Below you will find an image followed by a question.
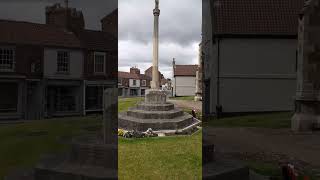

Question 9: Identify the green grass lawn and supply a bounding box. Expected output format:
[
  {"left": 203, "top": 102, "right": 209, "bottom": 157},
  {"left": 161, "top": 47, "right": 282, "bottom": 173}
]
[
  {"left": 1, "top": 97, "right": 297, "bottom": 179},
  {"left": 0, "top": 97, "right": 201, "bottom": 180},
  {"left": 205, "top": 112, "right": 292, "bottom": 129},
  {"left": 119, "top": 131, "right": 202, "bottom": 179},
  {"left": 169, "top": 96, "right": 195, "bottom": 101},
  {"left": 0, "top": 116, "right": 101, "bottom": 179},
  {"left": 118, "top": 97, "right": 202, "bottom": 179}
]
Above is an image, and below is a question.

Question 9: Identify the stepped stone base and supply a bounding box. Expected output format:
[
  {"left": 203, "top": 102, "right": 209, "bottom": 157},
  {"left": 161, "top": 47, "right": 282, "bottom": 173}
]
[
  {"left": 203, "top": 159, "right": 249, "bottom": 180},
  {"left": 127, "top": 108, "right": 184, "bottom": 119},
  {"left": 6, "top": 136, "right": 117, "bottom": 180},
  {"left": 119, "top": 90, "right": 201, "bottom": 133},
  {"left": 35, "top": 162, "right": 117, "bottom": 180},
  {"left": 203, "top": 142, "right": 249, "bottom": 180},
  {"left": 136, "top": 103, "right": 174, "bottom": 111},
  {"left": 35, "top": 136, "right": 117, "bottom": 180},
  {"left": 119, "top": 111, "right": 196, "bottom": 131}
]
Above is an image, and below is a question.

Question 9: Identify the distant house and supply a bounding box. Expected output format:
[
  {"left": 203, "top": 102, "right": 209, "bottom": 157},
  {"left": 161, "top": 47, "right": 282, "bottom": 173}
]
[
  {"left": 0, "top": 3, "right": 117, "bottom": 120},
  {"left": 172, "top": 59, "right": 197, "bottom": 97},
  {"left": 144, "top": 66, "right": 165, "bottom": 88},
  {"left": 202, "top": 0, "right": 304, "bottom": 117},
  {"left": 118, "top": 67, "right": 151, "bottom": 97}
]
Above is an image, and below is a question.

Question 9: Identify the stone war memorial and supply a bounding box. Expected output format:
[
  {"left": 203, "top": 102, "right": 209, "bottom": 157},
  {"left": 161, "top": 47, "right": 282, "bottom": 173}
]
[
  {"left": 292, "top": 0, "right": 320, "bottom": 131},
  {"left": 5, "top": 88, "right": 118, "bottom": 180},
  {"left": 118, "top": 0, "right": 201, "bottom": 135},
  {"left": 195, "top": 43, "right": 203, "bottom": 101}
]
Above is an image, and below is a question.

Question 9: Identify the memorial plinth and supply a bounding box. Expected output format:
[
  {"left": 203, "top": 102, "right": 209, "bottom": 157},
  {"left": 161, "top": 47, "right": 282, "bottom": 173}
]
[
  {"left": 202, "top": 140, "right": 250, "bottom": 180},
  {"left": 34, "top": 88, "right": 118, "bottom": 180},
  {"left": 145, "top": 89, "right": 167, "bottom": 104},
  {"left": 118, "top": 0, "right": 200, "bottom": 135},
  {"left": 119, "top": 89, "right": 200, "bottom": 133},
  {"left": 6, "top": 88, "right": 118, "bottom": 180}
]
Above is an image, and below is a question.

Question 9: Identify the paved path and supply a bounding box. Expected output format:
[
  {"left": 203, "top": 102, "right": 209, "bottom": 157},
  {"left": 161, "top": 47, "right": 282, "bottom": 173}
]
[
  {"left": 204, "top": 127, "right": 320, "bottom": 171},
  {"left": 168, "top": 99, "right": 202, "bottom": 111}
]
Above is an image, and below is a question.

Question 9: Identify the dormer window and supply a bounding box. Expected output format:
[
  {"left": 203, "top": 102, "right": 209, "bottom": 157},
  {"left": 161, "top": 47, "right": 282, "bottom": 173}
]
[
  {"left": 57, "top": 51, "right": 69, "bottom": 73},
  {"left": 94, "top": 52, "right": 106, "bottom": 74},
  {"left": 0, "top": 47, "right": 15, "bottom": 72}
]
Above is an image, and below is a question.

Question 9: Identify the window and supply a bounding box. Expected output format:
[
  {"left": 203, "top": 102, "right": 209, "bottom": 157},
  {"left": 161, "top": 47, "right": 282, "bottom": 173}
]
[
  {"left": 130, "top": 89, "right": 138, "bottom": 96},
  {"left": 0, "top": 47, "right": 15, "bottom": 72},
  {"left": 118, "top": 88, "right": 123, "bottom": 96},
  {"left": 133, "top": 79, "right": 136, "bottom": 85},
  {"left": 141, "top": 80, "right": 146, "bottom": 86},
  {"left": 30, "top": 61, "right": 41, "bottom": 73},
  {"left": 94, "top": 52, "right": 106, "bottom": 73},
  {"left": 141, "top": 89, "right": 145, "bottom": 96},
  {"left": 57, "top": 51, "right": 69, "bottom": 73},
  {"left": 0, "top": 83, "right": 18, "bottom": 113},
  {"left": 85, "top": 86, "right": 103, "bottom": 110}
]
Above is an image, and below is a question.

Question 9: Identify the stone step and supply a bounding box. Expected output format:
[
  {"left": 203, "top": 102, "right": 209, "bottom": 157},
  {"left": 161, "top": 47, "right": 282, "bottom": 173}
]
[
  {"left": 69, "top": 142, "right": 117, "bottom": 169},
  {"left": 153, "top": 118, "right": 201, "bottom": 135},
  {"left": 203, "top": 158, "right": 249, "bottom": 180},
  {"left": 126, "top": 108, "right": 184, "bottom": 119},
  {"left": 118, "top": 112, "right": 194, "bottom": 131},
  {"left": 35, "top": 163, "right": 117, "bottom": 180},
  {"left": 136, "top": 102, "right": 174, "bottom": 111},
  {"left": 34, "top": 150, "right": 117, "bottom": 180}
]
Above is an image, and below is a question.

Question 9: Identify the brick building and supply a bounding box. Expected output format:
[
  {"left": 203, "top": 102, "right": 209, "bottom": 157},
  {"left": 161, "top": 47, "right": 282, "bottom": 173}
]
[
  {"left": 144, "top": 66, "right": 167, "bottom": 88},
  {"left": 118, "top": 67, "right": 151, "bottom": 97},
  {"left": 0, "top": 3, "right": 117, "bottom": 120}
]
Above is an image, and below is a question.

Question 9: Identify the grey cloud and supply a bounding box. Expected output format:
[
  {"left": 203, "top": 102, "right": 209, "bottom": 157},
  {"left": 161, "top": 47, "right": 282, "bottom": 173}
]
[
  {"left": 119, "top": 39, "right": 199, "bottom": 78},
  {"left": 119, "top": 0, "right": 201, "bottom": 45},
  {"left": 119, "top": 0, "right": 201, "bottom": 79},
  {"left": 0, "top": 0, "right": 117, "bottom": 30}
]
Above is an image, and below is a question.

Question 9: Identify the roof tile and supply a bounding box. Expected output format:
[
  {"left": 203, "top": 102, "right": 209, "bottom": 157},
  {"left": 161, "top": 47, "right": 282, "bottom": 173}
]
[
  {"left": 174, "top": 65, "right": 198, "bottom": 76},
  {"left": 213, "top": 0, "right": 305, "bottom": 35},
  {"left": 0, "top": 19, "right": 81, "bottom": 48}
]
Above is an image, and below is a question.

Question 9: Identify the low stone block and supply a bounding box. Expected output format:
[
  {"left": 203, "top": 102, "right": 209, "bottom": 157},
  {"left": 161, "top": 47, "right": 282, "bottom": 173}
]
[
  {"left": 126, "top": 109, "right": 184, "bottom": 119},
  {"left": 145, "top": 89, "right": 167, "bottom": 104},
  {"left": 203, "top": 159, "right": 249, "bottom": 180},
  {"left": 118, "top": 112, "right": 195, "bottom": 131}
]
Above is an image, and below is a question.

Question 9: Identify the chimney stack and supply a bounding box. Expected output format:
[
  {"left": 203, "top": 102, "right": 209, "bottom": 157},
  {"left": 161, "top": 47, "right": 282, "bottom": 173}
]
[{"left": 45, "top": 3, "right": 84, "bottom": 33}]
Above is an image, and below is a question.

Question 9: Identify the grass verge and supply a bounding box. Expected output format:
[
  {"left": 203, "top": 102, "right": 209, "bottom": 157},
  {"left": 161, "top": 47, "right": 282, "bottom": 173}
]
[
  {"left": 170, "top": 96, "right": 195, "bottom": 101},
  {"left": 118, "top": 130, "right": 202, "bottom": 179},
  {"left": 205, "top": 112, "right": 292, "bottom": 129}
]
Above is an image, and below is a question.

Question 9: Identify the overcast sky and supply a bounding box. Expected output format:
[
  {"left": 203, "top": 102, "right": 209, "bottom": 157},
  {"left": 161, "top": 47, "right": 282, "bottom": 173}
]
[
  {"left": 0, "top": 0, "right": 117, "bottom": 30},
  {"left": 119, "top": 0, "right": 201, "bottom": 78}
]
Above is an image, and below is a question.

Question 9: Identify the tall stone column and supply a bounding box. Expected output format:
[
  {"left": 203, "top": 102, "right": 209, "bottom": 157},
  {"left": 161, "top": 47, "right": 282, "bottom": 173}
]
[
  {"left": 292, "top": 0, "right": 320, "bottom": 131},
  {"left": 195, "top": 43, "right": 203, "bottom": 101},
  {"left": 151, "top": 0, "right": 160, "bottom": 89},
  {"left": 145, "top": 0, "right": 167, "bottom": 104}
]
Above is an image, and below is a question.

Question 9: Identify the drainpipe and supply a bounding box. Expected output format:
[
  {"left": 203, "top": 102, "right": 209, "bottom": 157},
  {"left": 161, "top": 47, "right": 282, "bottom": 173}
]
[
  {"left": 216, "top": 38, "right": 222, "bottom": 118},
  {"left": 83, "top": 80, "right": 86, "bottom": 116}
]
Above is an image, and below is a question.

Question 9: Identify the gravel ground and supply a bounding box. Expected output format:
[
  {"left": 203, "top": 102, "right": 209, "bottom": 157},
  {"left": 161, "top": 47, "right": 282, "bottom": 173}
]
[
  {"left": 168, "top": 99, "right": 202, "bottom": 111},
  {"left": 204, "top": 127, "right": 320, "bottom": 174}
]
